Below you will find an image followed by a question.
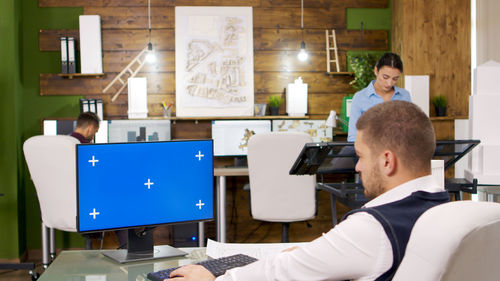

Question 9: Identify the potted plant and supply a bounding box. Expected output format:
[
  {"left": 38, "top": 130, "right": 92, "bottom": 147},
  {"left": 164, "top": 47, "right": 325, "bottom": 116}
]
[
  {"left": 267, "top": 95, "right": 283, "bottom": 115},
  {"left": 349, "top": 52, "right": 378, "bottom": 92},
  {"left": 432, "top": 95, "right": 448, "bottom": 117}
]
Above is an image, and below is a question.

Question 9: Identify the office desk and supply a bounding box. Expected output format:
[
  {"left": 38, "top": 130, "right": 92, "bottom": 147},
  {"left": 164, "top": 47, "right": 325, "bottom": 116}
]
[
  {"left": 214, "top": 167, "right": 249, "bottom": 243},
  {"left": 38, "top": 248, "right": 203, "bottom": 281}
]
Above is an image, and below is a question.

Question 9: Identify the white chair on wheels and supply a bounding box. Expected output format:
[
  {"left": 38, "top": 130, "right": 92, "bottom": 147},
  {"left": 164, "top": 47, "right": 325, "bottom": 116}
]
[
  {"left": 23, "top": 135, "right": 88, "bottom": 268},
  {"left": 247, "top": 132, "right": 316, "bottom": 242},
  {"left": 393, "top": 200, "right": 500, "bottom": 281}
]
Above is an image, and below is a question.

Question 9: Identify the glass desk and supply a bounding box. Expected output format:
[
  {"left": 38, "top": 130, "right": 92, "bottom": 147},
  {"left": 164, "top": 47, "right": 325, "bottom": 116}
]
[{"left": 38, "top": 247, "right": 205, "bottom": 281}]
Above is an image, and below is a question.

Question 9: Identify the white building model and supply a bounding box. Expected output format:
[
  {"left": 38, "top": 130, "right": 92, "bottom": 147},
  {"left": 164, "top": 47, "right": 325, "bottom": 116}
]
[{"left": 465, "top": 61, "right": 500, "bottom": 184}]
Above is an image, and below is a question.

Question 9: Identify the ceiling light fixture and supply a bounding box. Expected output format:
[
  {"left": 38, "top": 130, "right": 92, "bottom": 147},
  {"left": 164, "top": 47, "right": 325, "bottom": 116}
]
[
  {"left": 145, "top": 0, "right": 156, "bottom": 63},
  {"left": 297, "top": 0, "right": 308, "bottom": 62}
]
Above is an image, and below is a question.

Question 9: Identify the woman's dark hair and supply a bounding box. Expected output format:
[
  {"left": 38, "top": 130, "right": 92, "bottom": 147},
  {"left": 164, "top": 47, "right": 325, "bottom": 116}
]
[{"left": 375, "top": 52, "right": 403, "bottom": 72}]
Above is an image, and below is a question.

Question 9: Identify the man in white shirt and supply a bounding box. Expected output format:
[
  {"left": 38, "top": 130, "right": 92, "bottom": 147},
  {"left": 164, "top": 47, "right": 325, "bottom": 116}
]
[{"left": 168, "top": 101, "right": 449, "bottom": 281}]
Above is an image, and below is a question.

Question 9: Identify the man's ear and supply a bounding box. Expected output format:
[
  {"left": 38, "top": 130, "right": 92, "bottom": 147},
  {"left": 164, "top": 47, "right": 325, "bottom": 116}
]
[
  {"left": 380, "top": 150, "right": 397, "bottom": 176},
  {"left": 374, "top": 66, "right": 378, "bottom": 76},
  {"left": 84, "top": 125, "right": 94, "bottom": 139}
]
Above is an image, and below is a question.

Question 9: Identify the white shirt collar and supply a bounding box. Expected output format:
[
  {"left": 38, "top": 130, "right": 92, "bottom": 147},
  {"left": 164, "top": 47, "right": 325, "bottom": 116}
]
[{"left": 364, "top": 175, "right": 445, "bottom": 208}]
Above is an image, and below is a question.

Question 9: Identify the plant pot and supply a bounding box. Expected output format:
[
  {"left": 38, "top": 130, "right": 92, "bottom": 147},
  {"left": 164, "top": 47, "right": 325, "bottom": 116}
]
[
  {"left": 435, "top": 106, "right": 447, "bottom": 117},
  {"left": 269, "top": 106, "right": 280, "bottom": 116}
]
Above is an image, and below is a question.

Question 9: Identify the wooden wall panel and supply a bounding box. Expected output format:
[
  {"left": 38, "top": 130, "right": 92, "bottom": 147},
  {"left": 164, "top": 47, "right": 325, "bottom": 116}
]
[
  {"left": 40, "top": 0, "right": 261, "bottom": 7},
  {"left": 82, "top": 7, "right": 348, "bottom": 29},
  {"left": 40, "top": 0, "right": 386, "bottom": 8},
  {"left": 392, "top": 0, "right": 470, "bottom": 117},
  {"left": 259, "top": 0, "right": 388, "bottom": 8},
  {"left": 431, "top": 119, "right": 455, "bottom": 140},
  {"left": 254, "top": 72, "right": 353, "bottom": 94},
  {"left": 171, "top": 120, "right": 212, "bottom": 139},
  {"left": 102, "top": 51, "right": 175, "bottom": 73},
  {"left": 41, "top": 72, "right": 354, "bottom": 96},
  {"left": 84, "top": 7, "right": 174, "bottom": 29},
  {"left": 39, "top": 0, "right": 389, "bottom": 120},
  {"left": 41, "top": 29, "right": 388, "bottom": 52},
  {"left": 40, "top": 73, "right": 175, "bottom": 95},
  {"left": 253, "top": 8, "right": 345, "bottom": 29},
  {"left": 40, "top": 29, "right": 175, "bottom": 51}
]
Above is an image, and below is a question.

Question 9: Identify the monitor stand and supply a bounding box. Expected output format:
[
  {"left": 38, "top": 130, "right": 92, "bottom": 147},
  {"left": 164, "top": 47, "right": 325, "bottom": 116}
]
[{"left": 102, "top": 228, "right": 187, "bottom": 263}]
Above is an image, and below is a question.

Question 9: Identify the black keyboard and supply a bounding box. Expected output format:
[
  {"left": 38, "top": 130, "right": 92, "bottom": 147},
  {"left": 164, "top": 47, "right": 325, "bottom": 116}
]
[{"left": 147, "top": 254, "right": 258, "bottom": 281}]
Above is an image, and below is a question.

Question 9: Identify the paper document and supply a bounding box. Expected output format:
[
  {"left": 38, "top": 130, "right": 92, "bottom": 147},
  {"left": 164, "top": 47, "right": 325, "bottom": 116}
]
[{"left": 206, "top": 239, "right": 308, "bottom": 259}]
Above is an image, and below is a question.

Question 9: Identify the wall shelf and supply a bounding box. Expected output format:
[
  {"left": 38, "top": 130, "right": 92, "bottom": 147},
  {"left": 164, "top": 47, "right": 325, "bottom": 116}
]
[
  {"left": 326, "top": 71, "right": 354, "bottom": 76},
  {"left": 145, "top": 115, "right": 310, "bottom": 121},
  {"left": 57, "top": 73, "right": 105, "bottom": 79},
  {"left": 430, "top": 116, "right": 468, "bottom": 121}
]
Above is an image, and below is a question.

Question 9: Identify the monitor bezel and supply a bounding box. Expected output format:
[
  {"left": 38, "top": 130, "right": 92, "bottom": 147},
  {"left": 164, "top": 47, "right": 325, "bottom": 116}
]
[{"left": 75, "top": 139, "right": 215, "bottom": 234}]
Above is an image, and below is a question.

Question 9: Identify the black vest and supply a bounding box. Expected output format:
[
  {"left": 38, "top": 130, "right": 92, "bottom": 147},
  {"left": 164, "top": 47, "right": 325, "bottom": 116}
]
[{"left": 343, "top": 191, "right": 449, "bottom": 281}]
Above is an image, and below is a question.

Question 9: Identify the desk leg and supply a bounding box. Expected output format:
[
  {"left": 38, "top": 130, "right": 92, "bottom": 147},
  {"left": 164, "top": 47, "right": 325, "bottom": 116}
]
[
  {"left": 330, "top": 193, "right": 338, "bottom": 227},
  {"left": 198, "top": 222, "right": 205, "bottom": 247},
  {"left": 216, "top": 175, "right": 227, "bottom": 242}
]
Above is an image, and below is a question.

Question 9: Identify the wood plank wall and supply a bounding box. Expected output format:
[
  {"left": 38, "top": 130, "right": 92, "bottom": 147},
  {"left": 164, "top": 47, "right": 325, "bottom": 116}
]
[
  {"left": 38, "top": 0, "right": 389, "bottom": 122},
  {"left": 392, "top": 0, "right": 470, "bottom": 141}
]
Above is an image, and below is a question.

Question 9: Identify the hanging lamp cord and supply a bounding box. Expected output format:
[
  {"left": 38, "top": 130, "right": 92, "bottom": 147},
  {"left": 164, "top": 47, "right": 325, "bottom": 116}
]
[
  {"left": 301, "top": 0, "right": 304, "bottom": 29},
  {"left": 300, "top": 0, "right": 305, "bottom": 42},
  {"left": 148, "top": 0, "right": 152, "bottom": 43}
]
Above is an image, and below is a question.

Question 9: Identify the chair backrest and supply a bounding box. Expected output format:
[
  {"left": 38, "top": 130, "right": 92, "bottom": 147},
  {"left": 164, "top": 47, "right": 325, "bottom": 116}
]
[
  {"left": 23, "top": 135, "right": 80, "bottom": 232},
  {"left": 247, "top": 132, "right": 316, "bottom": 222},
  {"left": 393, "top": 200, "right": 500, "bottom": 281}
]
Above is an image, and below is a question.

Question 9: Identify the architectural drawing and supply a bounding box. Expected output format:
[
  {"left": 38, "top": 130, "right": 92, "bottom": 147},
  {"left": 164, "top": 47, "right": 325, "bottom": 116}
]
[{"left": 176, "top": 7, "right": 254, "bottom": 117}]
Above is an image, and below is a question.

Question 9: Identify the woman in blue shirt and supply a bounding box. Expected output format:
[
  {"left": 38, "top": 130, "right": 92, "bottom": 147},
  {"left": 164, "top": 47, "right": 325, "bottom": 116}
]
[{"left": 347, "top": 53, "right": 411, "bottom": 142}]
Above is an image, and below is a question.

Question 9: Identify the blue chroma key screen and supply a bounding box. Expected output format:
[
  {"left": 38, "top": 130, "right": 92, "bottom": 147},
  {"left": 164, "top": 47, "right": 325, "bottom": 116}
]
[{"left": 77, "top": 140, "right": 214, "bottom": 232}]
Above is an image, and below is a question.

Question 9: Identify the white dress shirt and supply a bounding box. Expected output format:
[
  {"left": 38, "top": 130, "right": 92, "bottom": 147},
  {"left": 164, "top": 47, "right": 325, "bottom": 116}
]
[{"left": 216, "top": 175, "right": 444, "bottom": 281}]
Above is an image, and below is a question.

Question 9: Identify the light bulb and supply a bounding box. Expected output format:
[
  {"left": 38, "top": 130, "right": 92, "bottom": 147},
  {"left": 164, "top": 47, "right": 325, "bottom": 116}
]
[
  {"left": 146, "top": 42, "right": 156, "bottom": 63},
  {"left": 146, "top": 52, "right": 156, "bottom": 63},
  {"left": 298, "top": 49, "right": 308, "bottom": 61},
  {"left": 297, "top": 41, "right": 308, "bottom": 61}
]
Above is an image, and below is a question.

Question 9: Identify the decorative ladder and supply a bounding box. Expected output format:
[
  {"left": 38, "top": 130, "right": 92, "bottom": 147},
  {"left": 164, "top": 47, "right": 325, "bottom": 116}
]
[
  {"left": 325, "top": 29, "right": 340, "bottom": 73},
  {"left": 102, "top": 46, "right": 149, "bottom": 102}
]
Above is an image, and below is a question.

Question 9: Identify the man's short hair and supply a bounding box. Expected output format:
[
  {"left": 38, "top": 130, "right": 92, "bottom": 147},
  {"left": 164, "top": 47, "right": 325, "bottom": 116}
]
[
  {"left": 356, "top": 101, "right": 435, "bottom": 172},
  {"left": 76, "top": 112, "right": 100, "bottom": 129}
]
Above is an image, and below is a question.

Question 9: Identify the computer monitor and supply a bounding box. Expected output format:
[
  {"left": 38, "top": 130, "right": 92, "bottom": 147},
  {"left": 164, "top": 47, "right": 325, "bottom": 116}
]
[
  {"left": 43, "top": 119, "right": 109, "bottom": 144},
  {"left": 76, "top": 139, "right": 214, "bottom": 263},
  {"left": 211, "top": 120, "right": 271, "bottom": 156},
  {"left": 272, "top": 120, "right": 333, "bottom": 142},
  {"left": 108, "top": 120, "right": 171, "bottom": 143}
]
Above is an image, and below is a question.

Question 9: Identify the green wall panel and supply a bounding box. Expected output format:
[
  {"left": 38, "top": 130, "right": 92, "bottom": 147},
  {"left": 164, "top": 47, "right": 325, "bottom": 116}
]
[
  {"left": 21, "top": 0, "right": 85, "bottom": 252},
  {"left": 0, "top": 0, "right": 22, "bottom": 259},
  {"left": 346, "top": 8, "right": 392, "bottom": 30}
]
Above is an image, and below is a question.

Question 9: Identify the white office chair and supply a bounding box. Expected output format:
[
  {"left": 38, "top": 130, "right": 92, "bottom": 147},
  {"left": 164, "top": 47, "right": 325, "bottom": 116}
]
[
  {"left": 247, "top": 132, "right": 316, "bottom": 242},
  {"left": 393, "top": 200, "right": 500, "bottom": 281},
  {"left": 23, "top": 135, "right": 83, "bottom": 268}
]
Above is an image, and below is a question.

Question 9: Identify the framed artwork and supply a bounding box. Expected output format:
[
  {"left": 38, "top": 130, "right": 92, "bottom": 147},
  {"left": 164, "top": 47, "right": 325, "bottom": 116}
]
[{"left": 175, "top": 6, "right": 254, "bottom": 117}]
